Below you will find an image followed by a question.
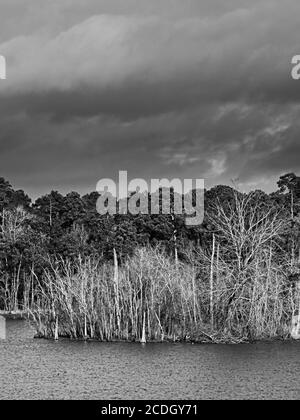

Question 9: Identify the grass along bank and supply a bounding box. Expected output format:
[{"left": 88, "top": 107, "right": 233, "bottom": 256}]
[{"left": 29, "top": 246, "right": 297, "bottom": 344}]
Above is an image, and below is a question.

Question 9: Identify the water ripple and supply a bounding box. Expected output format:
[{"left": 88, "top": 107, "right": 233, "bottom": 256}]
[{"left": 0, "top": 320, "right": 300, "bottom": 400}]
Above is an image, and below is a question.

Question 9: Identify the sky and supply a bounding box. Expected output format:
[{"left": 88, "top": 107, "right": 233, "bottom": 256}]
[{"left": 0, "top": 0, "right": 300, "bottom": 199}]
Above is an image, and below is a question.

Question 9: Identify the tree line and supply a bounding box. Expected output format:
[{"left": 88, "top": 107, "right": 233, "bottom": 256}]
[{"left": 0, "top": 173, "right": 299, "bottom": 321}]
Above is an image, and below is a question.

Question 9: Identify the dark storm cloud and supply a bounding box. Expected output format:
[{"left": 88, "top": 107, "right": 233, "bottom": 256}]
[{"left": 0, "top": 0, "right": 299, "bottom": 196}]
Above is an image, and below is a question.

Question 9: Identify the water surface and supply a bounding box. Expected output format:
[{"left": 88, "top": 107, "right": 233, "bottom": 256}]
[{"left": 0, "top": 320, "right": 300, "bottom": 400}]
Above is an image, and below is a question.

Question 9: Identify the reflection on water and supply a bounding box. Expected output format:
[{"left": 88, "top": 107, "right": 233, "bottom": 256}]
[
  {"left": 0, "top": 316, "right": 5, "bottom": 340},
  {"left": 0, "top": 320, "right": 300, "bottom": 400}
]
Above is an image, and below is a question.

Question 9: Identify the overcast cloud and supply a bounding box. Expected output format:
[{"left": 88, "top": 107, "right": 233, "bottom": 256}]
[{"left": 0, "top": 0, "right": 299, "bottom": 198}]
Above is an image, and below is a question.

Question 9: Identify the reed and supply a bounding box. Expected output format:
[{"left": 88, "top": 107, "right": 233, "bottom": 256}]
[{"left": 28, "top": 244, "right": 295, "bottom": 343}]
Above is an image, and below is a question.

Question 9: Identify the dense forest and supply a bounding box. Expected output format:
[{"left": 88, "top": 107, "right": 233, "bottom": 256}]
[{"left": 0, "top": 173, "right": 300, "bottom": 343}]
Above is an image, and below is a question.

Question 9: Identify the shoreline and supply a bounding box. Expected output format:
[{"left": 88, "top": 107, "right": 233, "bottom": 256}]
[
  {"left": 2, "top": 312, "right": 298, "bottom": 345},
  {"left": 32, "top": 334, "right": 295, "bottom": 345}
]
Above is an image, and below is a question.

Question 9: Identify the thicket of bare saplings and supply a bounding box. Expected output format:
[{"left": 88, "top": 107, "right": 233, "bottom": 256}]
[{"left": 27, "top": 192, "right": 299, "bottom": 343}]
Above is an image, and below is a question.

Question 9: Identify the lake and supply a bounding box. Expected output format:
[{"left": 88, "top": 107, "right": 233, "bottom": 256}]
[{"left": 0, "top": 319, "right": 300, "bottom": 400}]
